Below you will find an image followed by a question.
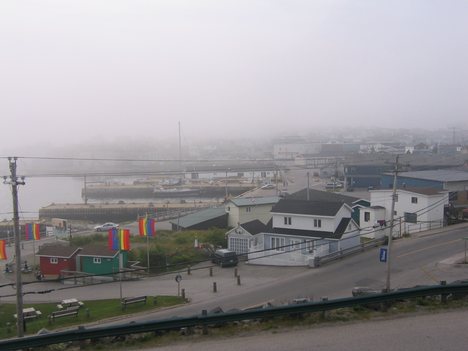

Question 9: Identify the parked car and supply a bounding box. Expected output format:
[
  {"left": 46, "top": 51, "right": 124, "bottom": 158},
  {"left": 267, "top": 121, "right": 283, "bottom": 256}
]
[
  {"left": 94, "top": 222, "right": 119, "bottom": 232},
  {"left": 211, "top": 249, "right": 238, "bottom": 268}
]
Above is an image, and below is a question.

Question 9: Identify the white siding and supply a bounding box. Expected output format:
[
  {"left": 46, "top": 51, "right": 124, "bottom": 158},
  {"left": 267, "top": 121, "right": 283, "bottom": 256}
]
[{"left": 370, "top": 189, "right": 448, "bottom": 235}]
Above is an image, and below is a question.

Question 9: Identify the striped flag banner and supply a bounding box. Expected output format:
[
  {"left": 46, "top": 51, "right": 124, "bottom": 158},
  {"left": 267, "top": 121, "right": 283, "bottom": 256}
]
[
  {"left": 25, "top": 223, "right": 40, "bottom": 241},
  {"left": 139, "top": 218, "right": 156, "bottom": 237},
  {"left": 119, "top": 229, "right": 130, "bottom": 251},
  {"left": 0, "top": 240, "right": 6, "bottom": 260},
  {"left": 108, "top": 228, "right": 130, "bottom": 251},
  {"left": 108, "top": 228, "right": 119, "bottom": 250}
]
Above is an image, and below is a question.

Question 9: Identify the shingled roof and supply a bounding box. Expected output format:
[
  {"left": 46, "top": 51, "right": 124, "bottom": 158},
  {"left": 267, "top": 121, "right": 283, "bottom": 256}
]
[
  {"left": 270, "top": 218, "right": 352, "bottom": 239},
  {"left": 286, "top": 188, "right": 358, "bottom": 206},
  {"left": 36, "top": 243, "right": 80, "bottom": 258},
  {"left": 78, "top": 245, "right": 119, "bottom": 258},
  {"left": 239, "top": 219, "right": 268, "bottom": 235},
  {"left": 272, "top": 199, "right": 347, "bottom": 216}
]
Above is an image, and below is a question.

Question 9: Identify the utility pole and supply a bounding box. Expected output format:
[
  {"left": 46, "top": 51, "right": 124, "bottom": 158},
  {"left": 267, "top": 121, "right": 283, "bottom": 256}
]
[
  {"left": 4, "top": 157, "right": 26, "bottom": 337},
  {"left": 83, "top": 175, "right": 88, "bottom": 205},
  {"left": 385, "top": 155, "right": 400, "bottom": 292}
]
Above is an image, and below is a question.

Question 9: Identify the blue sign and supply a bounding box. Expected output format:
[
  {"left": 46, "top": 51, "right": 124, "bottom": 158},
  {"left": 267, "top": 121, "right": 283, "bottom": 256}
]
[{"left": 379, "top": 248, "right": 388, "bottom": 262}]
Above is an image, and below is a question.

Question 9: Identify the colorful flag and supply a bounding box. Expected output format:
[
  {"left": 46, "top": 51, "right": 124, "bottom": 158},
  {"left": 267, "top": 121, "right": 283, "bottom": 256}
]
[
  {"left": 108, "top": 228, "right": 130, "bottom": 251},
  {"left": 139, "top": 218, "right": 156, "bottom": 237},
  {"left": 0, "top": 240, "right": 7, "bottom": 260},
  {"left": 108, "top": 228, "right": 119, "bottom": 250},
  {"left": 119, "top": 229, "right": 130, "bottom": 251},
  {"left": 25, "top": 223, "right": 40, "bottom": 241}
]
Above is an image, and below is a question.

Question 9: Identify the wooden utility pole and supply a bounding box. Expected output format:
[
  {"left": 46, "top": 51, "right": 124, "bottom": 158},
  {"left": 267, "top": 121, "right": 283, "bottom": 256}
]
[
  {"left": 5, "top": 157, "right": 26, "bottom": 337},
  {"left": 385, "top": 155, "right": 400, "bottom": 292}
]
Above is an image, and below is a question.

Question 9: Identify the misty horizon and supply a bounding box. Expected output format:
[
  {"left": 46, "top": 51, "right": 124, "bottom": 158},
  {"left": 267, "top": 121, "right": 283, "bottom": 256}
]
[{"left": 1, "top": 0, "right": 467, "bottom": 153}]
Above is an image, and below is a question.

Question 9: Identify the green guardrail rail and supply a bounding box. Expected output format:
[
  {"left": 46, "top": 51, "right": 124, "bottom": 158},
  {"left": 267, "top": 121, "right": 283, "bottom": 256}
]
[{"left": 1, "top": 282, "right": 468, "bottom": 350}]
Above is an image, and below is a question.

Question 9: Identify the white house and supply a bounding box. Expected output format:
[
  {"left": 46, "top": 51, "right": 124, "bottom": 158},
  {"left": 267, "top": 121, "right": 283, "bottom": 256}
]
[
  {"left": 225, "top": 196, "right": 279, "bottom": 228},
  {"left": 369, "top": 188, "right": 449, "bottom": 235},
  {"left": 226, "top": 220, "right": 265, "bottom": 256},
  {"left": 359, "top": 206, "right": 387, "bottom": 239},
  {"left": 247, "top": 199, "right": 360, "bottom": 267}
]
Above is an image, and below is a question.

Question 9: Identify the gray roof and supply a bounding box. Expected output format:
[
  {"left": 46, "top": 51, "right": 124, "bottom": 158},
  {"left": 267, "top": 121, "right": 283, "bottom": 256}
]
[
  {"left": 36, "top": 244, "right": 80, "bottom": 258},
  {"left": 272, "top": 199, "right": 346, "bottom": 217},
  {"left": 400, "top": 187, "right": 446, "bottom": 196},
  {"left": 229, "top": 196, "right": 280, "bottom": 207},
  {"left": 240, "top": 220, "right": 267, "bottom": 235},
  {"left": 169, "top": 207, "right": 226, "bottom": 228},
  {"left": 78, "top": 245, "right": 119, "bottom": 258},
  {"left": 287, "top": 189, "right": 358, "bottom": 206},
  {"left": 270, "top": 218, "right": 352, "bottom": 240},
  {"left": 387, "top": 170, "right": 468, "bottom": 182}
]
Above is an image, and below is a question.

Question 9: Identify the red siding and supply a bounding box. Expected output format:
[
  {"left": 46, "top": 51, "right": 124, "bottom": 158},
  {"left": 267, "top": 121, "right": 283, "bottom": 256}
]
[{"left": 39, "top": 255, "right": 77, "bottom": 276}]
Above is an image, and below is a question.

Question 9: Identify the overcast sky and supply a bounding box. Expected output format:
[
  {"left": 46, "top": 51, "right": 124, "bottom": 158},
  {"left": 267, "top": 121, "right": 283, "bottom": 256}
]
[{"left": 1, "top": 0, "right": 467, "bottom": 152}]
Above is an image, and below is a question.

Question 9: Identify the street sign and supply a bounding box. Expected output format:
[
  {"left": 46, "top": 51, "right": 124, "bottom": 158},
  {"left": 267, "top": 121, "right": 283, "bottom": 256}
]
[
  {"left": 379, "top": 247, "right": 388, "bottom": 262},
  {"left": 175, "top": 274, "right": 182, "bottom": 283}
]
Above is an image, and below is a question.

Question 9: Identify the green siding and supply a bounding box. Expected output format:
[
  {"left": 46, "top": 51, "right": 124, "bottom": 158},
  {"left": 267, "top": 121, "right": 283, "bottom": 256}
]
[{"left": 81, "top": 252, "right": 128, "bottom": 275}]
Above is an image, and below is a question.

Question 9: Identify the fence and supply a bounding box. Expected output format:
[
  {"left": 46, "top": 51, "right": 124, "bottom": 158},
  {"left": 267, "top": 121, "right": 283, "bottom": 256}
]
[{"left": 313, "top": 237, "right": 386, "bottom": 267}]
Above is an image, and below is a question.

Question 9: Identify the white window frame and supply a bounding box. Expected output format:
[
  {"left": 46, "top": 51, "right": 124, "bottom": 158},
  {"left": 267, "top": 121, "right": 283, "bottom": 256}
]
[
  {"left": 50, "top": 257, "right": 58, "bottom": 264},
  {"left": 314, "top": 219, "right": 322, "bottom": 228},
  {"left": 93, "top": 257, "right": 102, "bottom": 264},
  {"left": 364, "top": 212, "right": 370, "bottom": 222},
  {"left": 303, "top": 239, "right": 314, "bottom": 253},
  {"left": 284, "top": 216, "right": 292, "bottom": 225},
  {"left": 271, "top": 237, "right": 285, "bottom": 251},
  {"left": 411, "top": 196, "right": 418, "bottom": 204}
]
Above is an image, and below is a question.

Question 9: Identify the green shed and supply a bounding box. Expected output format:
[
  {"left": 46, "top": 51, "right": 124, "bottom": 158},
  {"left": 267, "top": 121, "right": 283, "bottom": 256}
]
[{"left": 78, "top": 245, "right": 128, "bottom": 275}]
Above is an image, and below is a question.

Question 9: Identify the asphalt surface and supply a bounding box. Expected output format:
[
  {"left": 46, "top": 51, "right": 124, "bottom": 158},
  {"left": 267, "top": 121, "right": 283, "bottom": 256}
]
[{"left": 145, "top": 308, "right": 468, "bottom": 351}]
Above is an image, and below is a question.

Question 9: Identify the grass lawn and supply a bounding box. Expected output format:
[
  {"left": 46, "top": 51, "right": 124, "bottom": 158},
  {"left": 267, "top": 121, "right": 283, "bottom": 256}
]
[{"left": 0, "top": 295, "right": 185, "bottom": 339}]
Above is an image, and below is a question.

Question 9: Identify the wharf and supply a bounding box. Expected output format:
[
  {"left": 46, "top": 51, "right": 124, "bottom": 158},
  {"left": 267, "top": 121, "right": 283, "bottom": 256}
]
[{"left": 39, "top": 201, "right": 218, "bottom": 223}]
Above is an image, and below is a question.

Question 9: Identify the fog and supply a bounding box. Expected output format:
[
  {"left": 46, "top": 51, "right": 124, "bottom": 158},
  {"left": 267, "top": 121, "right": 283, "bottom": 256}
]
[{"left": 1, "top": 0, "right": 468, "bottom": 152}]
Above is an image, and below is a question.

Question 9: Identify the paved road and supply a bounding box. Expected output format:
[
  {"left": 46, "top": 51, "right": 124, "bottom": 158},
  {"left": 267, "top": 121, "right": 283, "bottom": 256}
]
[
  {"left": 146, "top": 308, "right": 468, "bottom": 351},
  {"left": 1, "top": 223, "right": 468, "bottom": 326}
]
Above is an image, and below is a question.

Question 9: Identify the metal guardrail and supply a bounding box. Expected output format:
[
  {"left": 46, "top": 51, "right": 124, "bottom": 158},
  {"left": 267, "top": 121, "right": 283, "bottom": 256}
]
[{"left": 1, "top": 282, "right": 468, "bottom": 350}]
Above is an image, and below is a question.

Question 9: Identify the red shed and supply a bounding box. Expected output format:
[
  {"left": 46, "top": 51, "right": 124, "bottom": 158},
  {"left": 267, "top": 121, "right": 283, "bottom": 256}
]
[{"left": 36, "top": 243, "right": 81, "bottom": 278}]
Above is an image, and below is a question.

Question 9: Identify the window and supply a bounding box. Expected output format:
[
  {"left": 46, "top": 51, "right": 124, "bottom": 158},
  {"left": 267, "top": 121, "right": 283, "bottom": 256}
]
[
  {"left": 314, "top": 219, "right": 322, "bottom": 228},
  {"left": 404, "top": 212, "right": 417, "bottom": 224},
  {"left": 246, "top": 206, "right": 251, "bottom": 213},
  {"left": 229, "top": 237, "right": 249, "bottom": 254},
  {"left": 411, "top": 197, "right": 418, "bottom": 204},
  {"left": 284, "top": 216, "right": 292, "bottom": 225},
  {"left": 394, "top": 210, "right": 397, "bottom": 216},
  {"left": 303, "top": 239, "right": 314, "bottom": 253},
  {"left": 50, "top": 257, "right": 58, "bottom": 264},
  {"left": 364, "top": 212, "right": 371, "bottom": 222},
  {"left": 271, "top": 237, "right": 285, "bottom": 251},
  {"left": 394, "top": 194, "right": 399, "bottom": 202},
  {"left": 93, "top": 257, "right": 102, "bottom": 264}
]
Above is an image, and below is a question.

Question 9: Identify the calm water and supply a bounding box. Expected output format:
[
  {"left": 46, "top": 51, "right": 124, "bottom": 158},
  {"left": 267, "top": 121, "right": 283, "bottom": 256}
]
[{"left": 0, "top": 177, "right": 84, "bottom": 220}]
